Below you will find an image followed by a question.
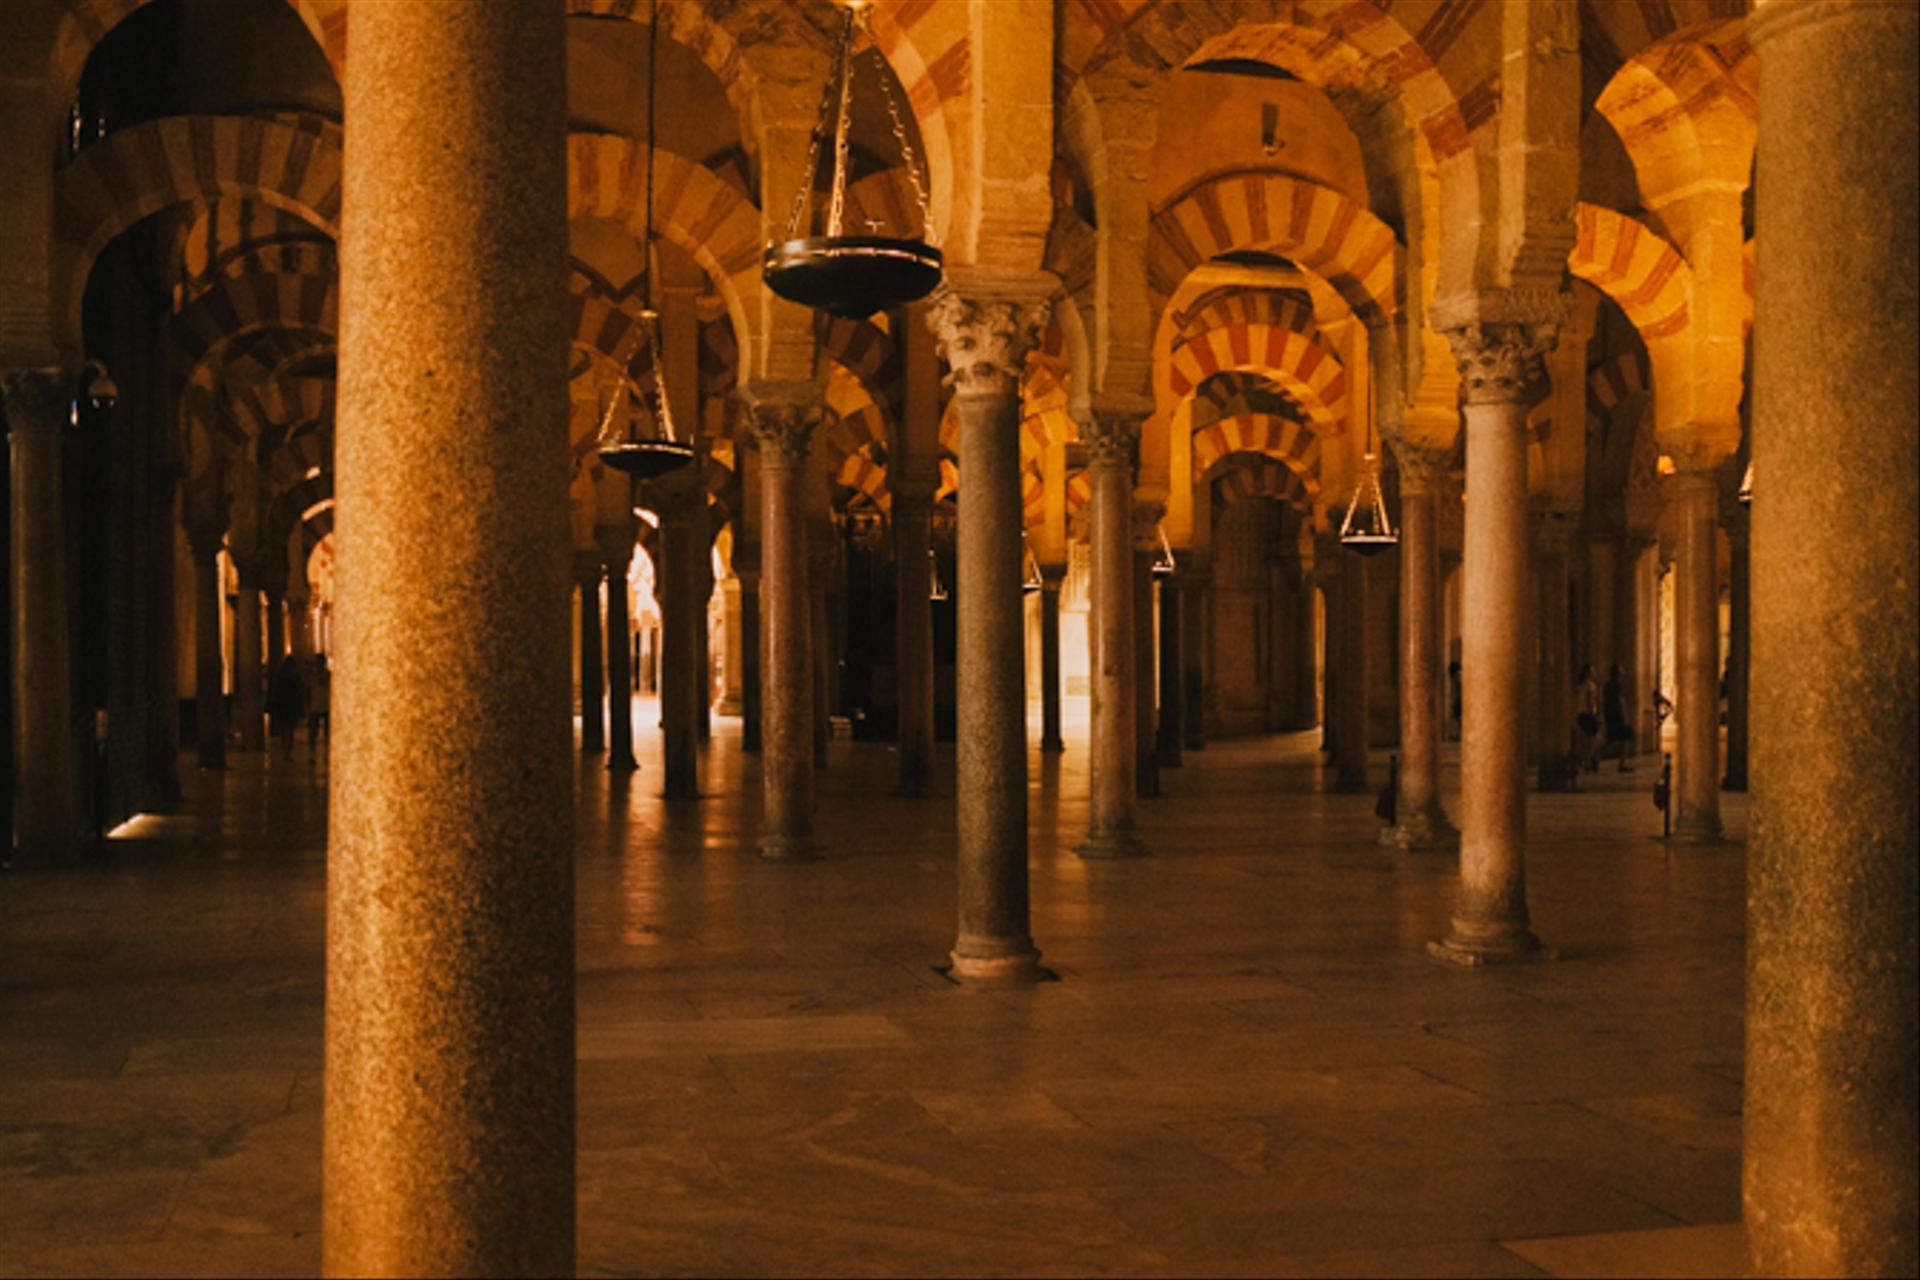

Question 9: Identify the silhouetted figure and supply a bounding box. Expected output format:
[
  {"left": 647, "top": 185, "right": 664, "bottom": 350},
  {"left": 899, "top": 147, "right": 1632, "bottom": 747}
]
[
  {"left": 1375, "top": 754, "right": 1398, "bottom": 828},
  {"left": 1575, "top": 663, "right": 1601, "bottom": 773},
  {"left": 1603, "top": 663, "right": 1634, "bottom": 771},
  {"left": 268, "top": 658, "right": 307, "bottom": 758}
]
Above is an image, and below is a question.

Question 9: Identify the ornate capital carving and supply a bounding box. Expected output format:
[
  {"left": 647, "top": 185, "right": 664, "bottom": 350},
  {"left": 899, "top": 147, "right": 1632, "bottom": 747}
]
[
  {"left": 926, "top": 287, "right": 1050, "bottom": 398},
  {"left": 739, "top": 380, "right": 824, "bottom": 471},
  {"left": 1443, "top": 323, "right": 1558, "bottom": 405},
  {"left": 1387, "top": 436, "right": 1454, "bottom": 493},
  {"left": 1081, "top": 403, "right": 1146, "bottom": 471},
  {"left": 1, "top": 367, "right": 69, "bottom": 437}
]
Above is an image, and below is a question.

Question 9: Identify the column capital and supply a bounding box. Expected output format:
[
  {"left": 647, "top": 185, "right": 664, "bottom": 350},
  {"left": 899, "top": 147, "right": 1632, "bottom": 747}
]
[
  {"left": 1, "top": 367, "right": 69, "bottom": 437},
  {"left": 1387, "top": 436, "right": 1455, "bottom": 494},
  {"left": 925, "top": 275, "right": 1053, "bottom": 398},
  {"left": 1082, "top": 397, "right": 1149, "bottom": 470},
  {"left": 740, "top": 380, "right": 824, "bottom": 470},
  {"left": 1441, "top": 323, "right": 1559, "bottom": 405}
]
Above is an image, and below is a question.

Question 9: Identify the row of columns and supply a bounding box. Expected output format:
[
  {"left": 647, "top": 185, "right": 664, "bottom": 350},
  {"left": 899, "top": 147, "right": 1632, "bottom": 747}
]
[{"left": 7, "top": 0, "right": 1903, "bottom": 1273}]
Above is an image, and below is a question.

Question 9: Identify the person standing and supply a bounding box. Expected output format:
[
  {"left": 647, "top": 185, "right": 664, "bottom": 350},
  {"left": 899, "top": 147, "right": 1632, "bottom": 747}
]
[
  {"left": 1574, "top": 663, "right": 1602, "bottom": 774},
  {"left": 1603, "top": 663, "right": 1634, "bottom": 771},
  {"left": 268, "top": 657, "right": 308, "bottom": 759}
]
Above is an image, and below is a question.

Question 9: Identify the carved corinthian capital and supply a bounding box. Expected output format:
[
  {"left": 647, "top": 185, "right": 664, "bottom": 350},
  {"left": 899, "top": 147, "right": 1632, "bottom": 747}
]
[
  {"left": 1387, "top": 437, "right": 1454, "bottom": 494},
  {"left": 1442, "top": 323, "right": 1558, "bottom": 405},
  {"left": 1082, "top": 398, "right": 1149, "bottom": 471},
  {"left": 925, "top": 287, "right": 1050, "bottom": 398},
  {"left": 739, "top": 380, "right": 824, "bottom": 470},
  {"left": 0, "top": 367, "right": 69, "bottom": 436}
]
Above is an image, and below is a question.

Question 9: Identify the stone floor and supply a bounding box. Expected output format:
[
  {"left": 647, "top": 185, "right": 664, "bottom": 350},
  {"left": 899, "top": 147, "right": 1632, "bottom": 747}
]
[{"left": 0, "top": 704, "right": 1748, "bottom": 1278}]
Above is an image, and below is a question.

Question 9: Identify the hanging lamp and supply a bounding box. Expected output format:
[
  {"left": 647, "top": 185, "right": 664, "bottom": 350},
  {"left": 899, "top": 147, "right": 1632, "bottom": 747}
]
[
  {"left": 596, "top": 0, "right": 695, "bottom": 479},
  {"left": 1340, "top": 410, "right": 1399, "bottom": 555},
  {"left": 929, "top": 547, "right": 950, "bottom": 602},
  {"left": 1152, "top": 523, "right": 1178, "bottom": 577},
  {"left": 1021, "top": 532, "right": 1044, "bottom": 595},
  {"left": 762, "top": 0, "right": 942, "bottom": 318}
]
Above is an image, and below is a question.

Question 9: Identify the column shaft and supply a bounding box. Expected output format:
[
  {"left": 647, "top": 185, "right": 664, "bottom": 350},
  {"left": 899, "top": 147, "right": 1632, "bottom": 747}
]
[
  {"left": 1332, "top": 553, "right": 1370, "bottom": 792},
  {"left": 740, "top": 570, "right": 762, "bottom": 753},
  {"left": 191, "top": 541, "right": 226, "bottom": 770},
  {"left": 1431, "top": 321, "right": 1555, "bottom": 964},
  {"left": 604, "top": 539, "right": 636, "bottom": 771},
  {"left": 1669, "top": 472, "right": 1721, "bottom": 840},
  {"left": 1535, "top": 530, "right": 1574, "bottom": 792},
  {"left": 1391, "top": 479, "right": 1455, "bottom": 847},
  {"left": 1081, "top": 426, "right": 1139, "bottom": 856},
  {"left": 1038, "top": 572, "right": 1064, "bottom": 753},
  {"left": 1722, "top": 523, "right": 1748, "bottom": 791},
  {"left": 745, "top": 389, "right": 818, "bottom": 859},
  {"left": 578, "top": 565, "right": 604, "bottom": 752},
  {"left": 660, "top": 503, "right": 701, "bottom": 798},
  {"left": 894, "top": 494, "right": 936, "bottom": 795},
  {"left": 323, "top": 2, "right": 573, "bottom": 1272},
  {"left": 4, "top": 373, "right": 79, "bottom": 856},
  {"left": 1293, "top": 567, "right": 1318, "bottom": 731},
  {"left": 929, "top": 285, "right": 1049, "bottom": 982},
  {"left": 1746, "top": 3, "right": 1917, "bottom": 1273},
  {"left": 265, "top": 591, "right": 286, "bottom": 667},
  {"left": 232, "top": 581, "right": 265, "bottom": 751},
  {"left": 1156, "top": 575, "right": 1183, "bottom": 768},
  {"left": 1133, "top": 547, "right": 1159, "bottom": 797},
  {"left": 1182, "top": 566, "right": 1209, "bottom": 749}
]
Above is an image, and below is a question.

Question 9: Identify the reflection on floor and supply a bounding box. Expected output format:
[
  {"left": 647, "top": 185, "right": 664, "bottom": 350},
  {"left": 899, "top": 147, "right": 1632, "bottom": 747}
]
[{"left": 1, "top": 705, "right": 1747, "bottom": 1278}]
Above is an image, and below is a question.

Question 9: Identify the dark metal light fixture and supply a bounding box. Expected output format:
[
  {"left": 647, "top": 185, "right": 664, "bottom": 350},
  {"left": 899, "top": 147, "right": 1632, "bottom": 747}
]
[
  {"left": 762, "top": 0, "right": 942, "bottom": 318},
  {"left": 597, "top": 0, "right": 693, "bottom": 479}
]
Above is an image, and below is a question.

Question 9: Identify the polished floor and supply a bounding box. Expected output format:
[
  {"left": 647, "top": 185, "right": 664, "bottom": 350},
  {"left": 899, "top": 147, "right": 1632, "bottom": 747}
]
[{"left": 1, "top": 704, "right": 1749, "bottom": 1278}]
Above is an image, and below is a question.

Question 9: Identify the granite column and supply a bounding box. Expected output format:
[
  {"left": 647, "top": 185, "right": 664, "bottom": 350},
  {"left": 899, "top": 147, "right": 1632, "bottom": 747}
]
[
  {"left": 1038, "top": 565, "right": 1065, "bottom": 753},
  {"left": 743, "top": 384, "right": 820, "bottom": 859},
  {"left": 1667, "top": 469, "right": 1721, "bottom": 841},
  {"left": 1156, "top": 569, "right": 1182, "bottom": 769},
  {"left": 1431, "top": 319, "right": 1557, "bottom": 965},
  {"left": 4, "top": 371, "right": 80, "bottom": 856},
  {"left": 231, "top": 574, "right": 265, "bottom": 751},
  {"left": 928, "top": 280, "right": 1051, "bottom": 981},
  {"left": 1746, "top": 2, "right": 1917, "bottom": 1272},
  {"left": 323, "top": 3, "right": 574, "bottom": 1272},
  {"left": 1388, "top": 442, "right": 1456, "bottom": 847},
  {"left": 1079, "top": 405, "right": 1143, "bottom": 858}
]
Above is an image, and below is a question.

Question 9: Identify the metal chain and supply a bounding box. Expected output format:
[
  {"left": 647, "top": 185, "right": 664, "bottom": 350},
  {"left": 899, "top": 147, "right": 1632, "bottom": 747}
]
[
  {"left": 825, "top": 5, "right": 857, "bottom": 237},
  {"left": 870, "top": 15, "right": 933, "bottom": 240},
  {"left": 782, "top": 19, "right": 842, "bottom": 242}
]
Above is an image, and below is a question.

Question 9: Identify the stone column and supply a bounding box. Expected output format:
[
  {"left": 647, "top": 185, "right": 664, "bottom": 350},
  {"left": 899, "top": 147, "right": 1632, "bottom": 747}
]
[
  {"left": 1430, "top": 319, "right": 1557, "bottom": 965},
  {"left": 1293, "top": 557, "right": 1318, "bottom": 730},
  {"left": 1721, "top": 511, "right": 1748, "bottom": 791},
  {"left": 739, "top": 568, "right": 761, "bottom": 752},
  {"left": 928, "top": 280, "right": 1051, "bottom": 981},
  {"left": 324, "top": 3, "right": 573, "bottom": 1273},
  {"left": 716, "top": 576, "right": 744, "bottom": 716},
  {"left": 265, "top": 585, "right": 287, "bottom": 667},
  {"left": 742, "top": 384, "right": 820, "bottom": 860},
  {"left": 1387, "top": 440, "right": 1457, "bottom": 848},
  {"left": 656, "top": 480, "right": 704, "bottom": 799},
  {"left": 1331, "top": 548, "right": 1370, "bottom": 793},
  {"left": 1585, "top": 533, "right": 1617, "bottom": 675},
  {"left": 1038, "top": 565, "right": 1066, "bottom": 753},
  {"left": 809, "top": 533, "right": 834, "bottom": 769},
  {"left": 231, "top": 573, "right": 265, "bottom": 751},
  {"left": 288, "top": 591, "right": 314, "bottom": 661},
  {"left": 187, "top": 532, "right": 227, "bottom": 770},
  {"left": 575, "top": 554, "right": 604, "bottom": 752},
  {"left": 1079, "top": 405, "right": 1143, "bottom": 857},
  {"left": 1619, "top": 535, "right": 1657, "bottom": 754},
  {"left": 1182, "top": 556, "right": 1210, "bottom": 750},
  {"left": 1156, "top": 568, "right": 1183, "bottom": 769},
  {"left": 1534, "top": 516, "right": 1575, "bottom": 792},
  {"left": 3, "top": 370, "right": 80, "bottom": 856},
  {"left": 893, "top": 487, "right": 936, "bottom": 795},
  {"left": 1133, "top": 544, "right": 1160, "bottom": 798},
  {"left": 1747, "top": 3, "right": 1917, "bottom": 1274},
  {"left": 1666, "top": 469, "right": 1721, "bottom": 841},
  {"left": 600, "top": 528, "right": 637, "bottom": 773}
]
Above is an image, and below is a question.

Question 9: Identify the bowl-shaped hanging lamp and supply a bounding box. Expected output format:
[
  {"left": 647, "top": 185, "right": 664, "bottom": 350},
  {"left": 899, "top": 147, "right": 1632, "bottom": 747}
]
[
  {"left": 1339, "top": 450, "right": 1399, "bottom": 556},
  {"left": 762, "top": 1, "right": 942, "bottom": 318}
]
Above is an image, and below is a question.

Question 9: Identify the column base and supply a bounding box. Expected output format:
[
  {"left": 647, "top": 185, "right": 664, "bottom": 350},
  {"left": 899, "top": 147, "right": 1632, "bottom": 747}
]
[
  {"left": 758, "top": 834, "right": 815, "bottom": 862},
  {"left": 606, "top": 752, "right": 637, "bottom": 774},
  {"left": 1041, "top": 736, "right": 1065, "bottom": 753},
  {"left": 1428, "top": 918, "right": 1556, "bottom": 967},
  {"left": 1076, "top": 829, "right": 1147, "bottom": 859},
  {"left": 946, "top": 936, "right": 1048, "bottom": 987},
  {"left": 1382, "top": 807, "right": 1459, "bottom": 852},
  {"left": 715, "top": 697, "right": 743, "bottom": 716},
  {"left": 1669, "top": 811, "right": 1724, "bottom": 844}
]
